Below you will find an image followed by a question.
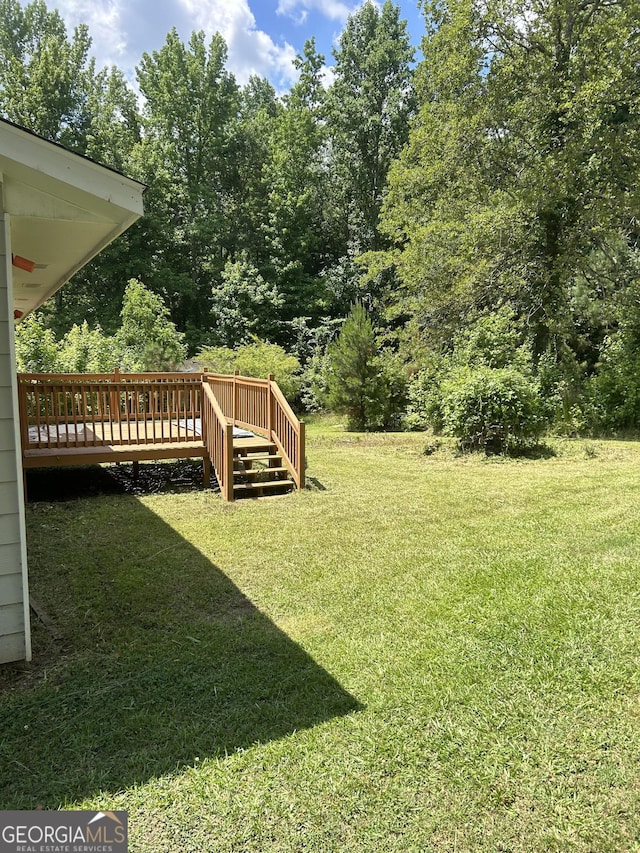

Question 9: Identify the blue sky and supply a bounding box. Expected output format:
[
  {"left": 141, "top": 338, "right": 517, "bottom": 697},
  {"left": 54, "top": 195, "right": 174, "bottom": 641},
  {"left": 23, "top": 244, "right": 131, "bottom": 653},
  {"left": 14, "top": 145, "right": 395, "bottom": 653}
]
[{"left": 21, "top": 0, "right": 425, "bottom": 92}]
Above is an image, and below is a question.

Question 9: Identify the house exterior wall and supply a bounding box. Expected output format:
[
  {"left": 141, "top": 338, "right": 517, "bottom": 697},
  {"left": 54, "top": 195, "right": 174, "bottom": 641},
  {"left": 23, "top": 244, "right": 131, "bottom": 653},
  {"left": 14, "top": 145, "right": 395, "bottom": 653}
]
[{"left": 0, "top": 190, "right": 31, "bottom": 664}]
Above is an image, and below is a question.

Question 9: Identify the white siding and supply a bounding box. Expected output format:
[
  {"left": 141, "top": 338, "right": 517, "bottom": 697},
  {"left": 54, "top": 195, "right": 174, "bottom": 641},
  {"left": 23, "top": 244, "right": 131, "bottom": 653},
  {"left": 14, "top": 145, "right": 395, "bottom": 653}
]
[
  {"left": 0, "top": 511, "right": 19, "bottom": 543},
  {"left": 0, "top": 195, "right": 29, "bottom": 663},
  {"left": 0, "top": 571, "right": 22, "bottom": 605},
  {"left": 0, "top": 385, "right": 13, "bottom": 414},
  {"left": 0, "top": 419, "right": 15, "bottom": 451},
  {"left": 0, "top": 481, "right": 20, "bottom": 514},
  {"left": 0, "top": 542, "right": 21, "bottom": 575},
  {"left": 0, "top": 449, "right": 16, "bottom": 481},
  {"left": 0, "top": 632, "right": 27, "bottom": 664},
  {"left": 0, "top": 602, "right": 25, "bottom": 635}
]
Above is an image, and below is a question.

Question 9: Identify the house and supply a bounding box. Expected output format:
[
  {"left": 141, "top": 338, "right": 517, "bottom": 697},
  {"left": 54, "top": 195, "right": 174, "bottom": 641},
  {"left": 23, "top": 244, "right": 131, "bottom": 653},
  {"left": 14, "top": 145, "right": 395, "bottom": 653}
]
[{"left": 0, "top": 118, "right": 145, "bottom": 665}]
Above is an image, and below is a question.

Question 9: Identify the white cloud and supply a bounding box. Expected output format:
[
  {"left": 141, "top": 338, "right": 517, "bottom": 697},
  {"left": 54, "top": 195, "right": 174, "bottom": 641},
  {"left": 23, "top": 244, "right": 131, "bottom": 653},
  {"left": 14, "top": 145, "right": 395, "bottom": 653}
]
[
  {"left": 176, "top": 0, "right": 298, "bottom": 87},
  {"left": 31, "top": 0, "right": 301, "bottom": 90},
  {"left": 44, "top": 0, "right": 128, "bottom": 66},
  {"left": 276, "top": 0, "right": 355, "bottom": 23}
]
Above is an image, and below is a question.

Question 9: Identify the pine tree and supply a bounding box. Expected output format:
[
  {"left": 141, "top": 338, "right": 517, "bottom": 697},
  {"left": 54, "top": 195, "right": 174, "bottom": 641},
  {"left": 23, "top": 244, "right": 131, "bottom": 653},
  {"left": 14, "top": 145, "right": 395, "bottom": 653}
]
[{"left": 327, "top": 303, "right": 382, "bottom": 430}]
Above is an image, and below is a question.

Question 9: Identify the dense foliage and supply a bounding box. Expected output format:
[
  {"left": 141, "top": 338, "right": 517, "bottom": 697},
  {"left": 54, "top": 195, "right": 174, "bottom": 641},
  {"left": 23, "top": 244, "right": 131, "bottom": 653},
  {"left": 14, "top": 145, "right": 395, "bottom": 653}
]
[
  {"left": 5, "top": 0, "right": 640, "bottom": 443},
  {"left": 15, "top": 280, "right": 185, "bottom": 373},
  {"left": 366, "top": 0, "right": 640, "bottom": 437}
]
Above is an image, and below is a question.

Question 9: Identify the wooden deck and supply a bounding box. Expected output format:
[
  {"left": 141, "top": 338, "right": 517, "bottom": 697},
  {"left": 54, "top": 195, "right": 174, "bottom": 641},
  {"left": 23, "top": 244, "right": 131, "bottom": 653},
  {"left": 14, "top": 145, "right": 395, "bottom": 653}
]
[{"left": 18, "top": 372, "right": 305, "bottom": 500}]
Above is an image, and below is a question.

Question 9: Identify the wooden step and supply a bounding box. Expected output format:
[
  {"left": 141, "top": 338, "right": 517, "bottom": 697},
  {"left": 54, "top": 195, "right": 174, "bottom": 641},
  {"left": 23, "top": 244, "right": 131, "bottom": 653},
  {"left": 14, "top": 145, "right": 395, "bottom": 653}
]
[
  {"left": 234, "top": 466, "right": 290, "bottom": 479},
  {"left": 234, "top": 479, "right": 293, "bottom": 498},
  {"left": 233, "top": 453, "right": 281, "bottom": 465},
  {"left": 233, "top": 437, "right": 276, "bottom": 454}
]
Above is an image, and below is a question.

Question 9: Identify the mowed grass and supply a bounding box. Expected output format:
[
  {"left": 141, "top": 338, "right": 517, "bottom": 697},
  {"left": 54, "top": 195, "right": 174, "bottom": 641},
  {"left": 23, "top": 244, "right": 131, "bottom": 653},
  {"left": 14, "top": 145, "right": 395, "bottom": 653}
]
[{"left": 3, "top": 420, "right": 640, "bottom": 851}]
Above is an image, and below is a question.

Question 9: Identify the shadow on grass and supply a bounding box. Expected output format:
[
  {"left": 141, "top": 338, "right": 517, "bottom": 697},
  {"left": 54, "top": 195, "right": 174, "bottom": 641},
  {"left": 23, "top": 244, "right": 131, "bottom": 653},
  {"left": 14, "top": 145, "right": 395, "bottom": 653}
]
[
  {"left": 305, "top": 476, "right": 328, "bottom": 492},
  {"left": 0, "top": 477, "right": 360, "bottom": 808},
  {"left": 504, "top": 443, "right": 557, "bottom": 460}
]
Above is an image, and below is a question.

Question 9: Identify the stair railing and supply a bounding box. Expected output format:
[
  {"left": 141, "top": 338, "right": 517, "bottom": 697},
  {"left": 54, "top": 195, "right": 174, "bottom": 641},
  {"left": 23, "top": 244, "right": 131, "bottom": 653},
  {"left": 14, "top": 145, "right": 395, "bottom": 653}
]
[
  {"left": 268, "top": 377, "right": 306, "bottom": 491},
  {"left": 201, "top": 382, "right": 235, "bottom": 502},
  {"left": 202, "top": 373, "right": 305, "bottom": 492}
]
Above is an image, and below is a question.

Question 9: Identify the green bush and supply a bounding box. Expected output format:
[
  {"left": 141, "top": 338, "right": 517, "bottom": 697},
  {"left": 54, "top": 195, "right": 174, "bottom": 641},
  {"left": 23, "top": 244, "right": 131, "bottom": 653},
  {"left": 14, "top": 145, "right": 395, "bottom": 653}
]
[
  {"left": 14, "top": 313, "right": 60, "bottom": 372},
  {"left": 300, "top": 349, "right": 332, "bottom": 413},
  {"left": 440, "top": 366, "right": 546, "bottom": 453},
  {"left": 403, "top": 359, "right": 447, "bottom": 432},
  {"left": 197, "top": 340, "right": 302, "bottom": 401},
  {"left": 588, "top": 331, "right": 640, "bottom": 432},
  {"left": 58, "top": 322, "right": 119, "bottom": 373},
  {"left": 453, "top": 305, "right": 532, "bottom": 371}
]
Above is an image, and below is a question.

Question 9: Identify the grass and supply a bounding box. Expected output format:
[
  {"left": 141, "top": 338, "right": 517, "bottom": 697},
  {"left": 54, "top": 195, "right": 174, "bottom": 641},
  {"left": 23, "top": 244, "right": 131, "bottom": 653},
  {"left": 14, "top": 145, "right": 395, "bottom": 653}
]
[{"left": 2, "top": 418, "right": 640, "bottom": 851}]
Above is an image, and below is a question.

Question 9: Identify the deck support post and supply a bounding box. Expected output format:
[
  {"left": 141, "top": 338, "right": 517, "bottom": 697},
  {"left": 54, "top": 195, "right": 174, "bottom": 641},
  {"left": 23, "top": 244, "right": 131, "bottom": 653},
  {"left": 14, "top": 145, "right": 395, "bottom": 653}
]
[{"left": 224, "top": 422, "right": 235, "bottom": 501}]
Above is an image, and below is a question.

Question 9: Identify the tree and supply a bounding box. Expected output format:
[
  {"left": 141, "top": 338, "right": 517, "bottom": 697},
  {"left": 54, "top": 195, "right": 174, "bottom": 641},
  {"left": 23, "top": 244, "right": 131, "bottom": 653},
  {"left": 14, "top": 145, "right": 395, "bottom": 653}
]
[
  {"left": 326, "top": 302, "right": 405, "bottom": 430},
  {"left": 116, "top": 279, "right": 186, "bottom": 371},
  {"left": 0, "top": 0, "right": 94, "bottom": 149},
  {"left": 371, "top": 0, "right": 640, "bottom": 381},
  {"left": 262, "top": 39, "right": 331, "bottom": 326},
  {"left": 14, "top": 313, "right": 60, "bottom": 372},
  {"left": 325, "top": 1, "right": 415, "bottom": 256},
  {"left": 0, "top": 1, "right": 145, "bottom": 336},
  {"left": 230, "top": 76, "right": 280, "bottom": 267},
  {"left": 57, "top": 322, "right": 119, "bottom": 373},
  {"left": 210, "top": 254, "right": 284, "bottom": 347},
  {"left": 134, "top": 29, "right": 241, "bottom": 347}
]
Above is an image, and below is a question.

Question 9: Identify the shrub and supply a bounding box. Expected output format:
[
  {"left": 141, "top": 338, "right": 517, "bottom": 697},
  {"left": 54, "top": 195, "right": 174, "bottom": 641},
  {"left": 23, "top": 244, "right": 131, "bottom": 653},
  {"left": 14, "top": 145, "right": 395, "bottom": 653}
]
[
  {"left": 440, "top": 366, "right": 546, "bottom": 453},
  {"left": 403, "top": 358, "right": 447, "bottom": 432},
  {"left": 197, "top": 340, "right": 302, "bottom": 401},
  {"left": 588, "top": 331, "right": 640, "bottom": 432},
  {"left": 58, "top": 322, "right": 119, "bottom": 373},
  {"left": 300, "top": 349, "right": 332, "bottom": 413},
  {"left": 14, "top": 313, "right": 60, "bottom": 372},
  {"left": 454, "top": 305, "right": 532, "bottom": 371}
]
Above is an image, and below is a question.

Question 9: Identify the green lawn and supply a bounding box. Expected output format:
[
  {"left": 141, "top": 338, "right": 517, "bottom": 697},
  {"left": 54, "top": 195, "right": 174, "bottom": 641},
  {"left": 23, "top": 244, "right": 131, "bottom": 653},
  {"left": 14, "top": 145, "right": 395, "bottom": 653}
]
[{"left": 3, "top": 421, "right": 640, "bottom": 851}]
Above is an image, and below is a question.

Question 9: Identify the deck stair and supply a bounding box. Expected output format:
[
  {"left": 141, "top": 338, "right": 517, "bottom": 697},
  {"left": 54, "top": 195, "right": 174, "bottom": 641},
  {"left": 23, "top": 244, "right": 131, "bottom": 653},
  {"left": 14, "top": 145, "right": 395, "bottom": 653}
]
[{"left": 232, "top": 436, "right": 294, "bottom": 498}]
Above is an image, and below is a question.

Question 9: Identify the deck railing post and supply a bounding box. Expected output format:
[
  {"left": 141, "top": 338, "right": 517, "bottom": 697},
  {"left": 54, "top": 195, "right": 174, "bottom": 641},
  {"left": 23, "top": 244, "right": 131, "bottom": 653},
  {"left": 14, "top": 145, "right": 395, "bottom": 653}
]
[
  {"left": 224, "top": 421, "right": 235, "bottom": 502},
  {"left": 112, "top": 367, "right": 121, "bottom": 423},
  {"left": 298, "top": 419, "right": 306, "bottom": 490},
  {"left": 267, "top": 374, "right": 274, "bottom": 440},
  {"left": 232, "top": 369, "right": 238, "bottom": 426}
]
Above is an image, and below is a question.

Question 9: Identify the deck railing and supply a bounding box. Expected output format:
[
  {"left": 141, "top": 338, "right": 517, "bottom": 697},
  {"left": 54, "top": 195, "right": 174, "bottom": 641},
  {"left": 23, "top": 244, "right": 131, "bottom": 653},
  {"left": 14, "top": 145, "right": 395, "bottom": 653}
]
[
  {"left": 18, "top": 370, "right": 305, "bottom": 498},
  {"left": 271, "top": 382, "right": 306, "bottom": 490},
  {"left": 18, "top": 372, "right": 204, "bottom": 450}
]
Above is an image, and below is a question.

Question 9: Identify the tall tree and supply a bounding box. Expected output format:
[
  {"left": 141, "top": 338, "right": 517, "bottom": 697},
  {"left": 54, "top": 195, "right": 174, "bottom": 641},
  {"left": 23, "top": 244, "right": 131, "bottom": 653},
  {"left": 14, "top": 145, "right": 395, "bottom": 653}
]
[
  {"left": 0, "top": 0, "right": 145, "bottom": 335},
  {"left": 372, "top": 0, "right": 640, "bottom": 369},
  {"left": 325, "top": 0, "right": 415, "bottom": 255},
  {"left": 229, "top": 76, "right": 280, "bottom": 268},
  {"left": 263, "top": 39, "right": 331, "bottom": 325},
  {"left": 135, "top": 29, "right": 241, "bottom": 349},
  {"left": 0, "top": 0, "right": 94, "bottom": 149}
]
